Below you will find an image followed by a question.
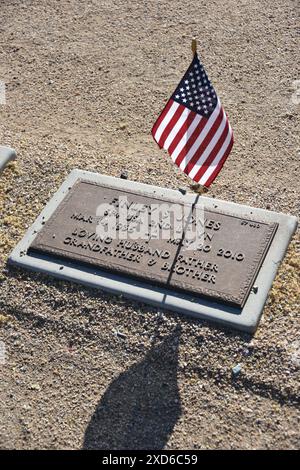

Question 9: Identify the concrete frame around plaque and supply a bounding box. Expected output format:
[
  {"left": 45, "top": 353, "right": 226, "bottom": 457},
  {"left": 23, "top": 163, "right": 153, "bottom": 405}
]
[
  {"left": 0, "top": 146, "right": 16, "bottom": 173},
  {"left": 8, "top": 170, "right": 298, "bottom": 333}
]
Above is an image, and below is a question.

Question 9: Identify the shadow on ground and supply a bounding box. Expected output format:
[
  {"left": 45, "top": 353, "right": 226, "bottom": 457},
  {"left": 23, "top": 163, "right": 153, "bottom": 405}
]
[{"left": 83, "top": 326, "right": 182, "bottom": 450}]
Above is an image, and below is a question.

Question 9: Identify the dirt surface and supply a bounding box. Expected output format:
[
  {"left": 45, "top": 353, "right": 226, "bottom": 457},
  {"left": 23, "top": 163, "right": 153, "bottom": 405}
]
[{"left": 0, "top": 0, "right": 299, "bottom": 450}]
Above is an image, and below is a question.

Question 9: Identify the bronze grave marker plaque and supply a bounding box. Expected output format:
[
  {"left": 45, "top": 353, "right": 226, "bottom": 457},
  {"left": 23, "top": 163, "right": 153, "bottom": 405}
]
[{"left": 29, "top": 180, "right": 278, "bottom": 308}]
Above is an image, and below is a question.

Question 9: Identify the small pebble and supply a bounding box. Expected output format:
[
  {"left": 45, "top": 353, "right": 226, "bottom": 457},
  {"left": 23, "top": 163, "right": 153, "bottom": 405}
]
[
  {"left": 115, "top": 330, "right": 127, "bottom": 340},
  {"left": 120, "top": 171, "right": 128, "bottom": 179},
  {"left": 232, "top": 363, "right": 242, "bottom": 376},
  {"left": 242, "top": 348, "right": 251, "bottom": 357}
]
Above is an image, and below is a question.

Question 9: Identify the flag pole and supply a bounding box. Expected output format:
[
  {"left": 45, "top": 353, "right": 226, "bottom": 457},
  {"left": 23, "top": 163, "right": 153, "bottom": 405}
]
[
  {"left": 189, "top": 38, "right": 208, "bottom": 195},
  {"left": 191, "top": 37, "right": 197, "bottom": 55}
]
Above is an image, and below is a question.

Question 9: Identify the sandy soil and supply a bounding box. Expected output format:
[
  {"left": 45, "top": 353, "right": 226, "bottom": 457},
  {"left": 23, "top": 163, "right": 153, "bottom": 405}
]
[{"left": 0, "top": 0, "right": 299, "bottom": 450}]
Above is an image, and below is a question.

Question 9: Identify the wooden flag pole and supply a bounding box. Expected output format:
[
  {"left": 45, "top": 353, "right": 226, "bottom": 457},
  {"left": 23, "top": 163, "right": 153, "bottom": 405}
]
[{"left": 191, "top": 38, "right": 197, "bottom": 55}]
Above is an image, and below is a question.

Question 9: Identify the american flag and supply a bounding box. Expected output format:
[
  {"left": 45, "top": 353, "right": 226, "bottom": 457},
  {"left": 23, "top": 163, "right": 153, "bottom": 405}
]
[{"left": 152, "top": 52, "right": 233, "bottom": 187}]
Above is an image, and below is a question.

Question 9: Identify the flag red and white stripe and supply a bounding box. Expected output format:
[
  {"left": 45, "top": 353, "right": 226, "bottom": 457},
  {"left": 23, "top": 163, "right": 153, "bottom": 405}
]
[{"left": 152, "top": 53, "right": 233, "bottom": 187}]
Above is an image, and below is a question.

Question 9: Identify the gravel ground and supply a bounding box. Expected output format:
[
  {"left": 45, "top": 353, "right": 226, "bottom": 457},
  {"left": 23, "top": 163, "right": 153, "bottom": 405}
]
[{"left": 0, "top": 0, "right": 299, "bottom": 450}]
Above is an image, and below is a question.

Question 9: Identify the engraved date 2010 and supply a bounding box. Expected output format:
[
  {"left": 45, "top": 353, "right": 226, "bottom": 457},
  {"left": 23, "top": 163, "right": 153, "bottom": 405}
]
[{"left": 217, "top": 248, "right": 245, "bottom": 262}]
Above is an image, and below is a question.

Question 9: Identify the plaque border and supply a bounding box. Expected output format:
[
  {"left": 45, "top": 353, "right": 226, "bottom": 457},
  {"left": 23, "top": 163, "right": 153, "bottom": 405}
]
[{"left": 8, "top": 169, "right": 298, "bottom": 333}]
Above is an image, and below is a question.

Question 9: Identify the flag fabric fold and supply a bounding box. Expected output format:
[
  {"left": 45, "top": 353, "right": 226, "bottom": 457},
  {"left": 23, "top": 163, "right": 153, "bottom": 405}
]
[{"left": 152, "top": 53, "right": 233, "bottom": 187}]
